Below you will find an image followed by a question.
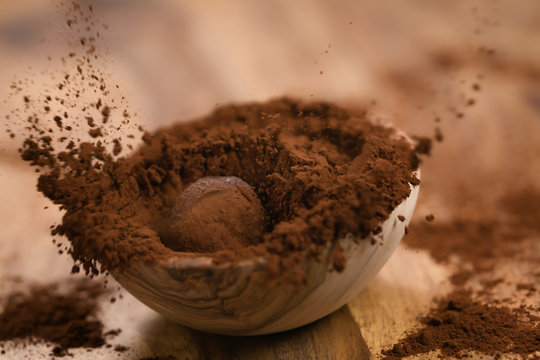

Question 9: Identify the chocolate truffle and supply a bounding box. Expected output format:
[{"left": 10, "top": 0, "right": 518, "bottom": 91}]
[{"left": 162, "top": 176, "right": 266, "bottom": 253}]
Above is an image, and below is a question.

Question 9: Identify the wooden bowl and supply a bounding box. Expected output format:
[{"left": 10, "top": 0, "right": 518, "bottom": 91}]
[{"left": 111, "top": 168, "right": 420, "bottom": 335}]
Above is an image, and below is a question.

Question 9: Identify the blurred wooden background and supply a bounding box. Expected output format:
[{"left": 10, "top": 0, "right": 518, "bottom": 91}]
[{"left": 1, "top": 0, "right": 539, "bottom": 359}]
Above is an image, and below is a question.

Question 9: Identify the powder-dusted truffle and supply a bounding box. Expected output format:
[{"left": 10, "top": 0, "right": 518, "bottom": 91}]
[{"left": 161, "top": 176, "right": 266, "bottom": 253}]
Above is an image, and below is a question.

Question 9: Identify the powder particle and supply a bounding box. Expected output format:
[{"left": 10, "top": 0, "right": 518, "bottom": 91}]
[
  {"left": 161, "top": 176, "right": 266, "bottom": 253},
  {"left": 101, "top": 106, "right": 111, "bottom": 123},
  {"left": 114, "top": 345, "right": 129, "bottom": 352},
  {"left": 53, "top": 115, "right": 63, "bottom": 129},
  {"left": 86, "top": 116, "right": 96, "bottom": 127},
  {"left": 88, "top": 127, "right": 103, "bottom": 138},
  {"left": 104, "top": 329, "right": 122, "bottom": 337},
  {"left": 434, "top": 127, "right": 443, "bottom": 142},
  {"left": 113, "top": 138, "right": 122, "bottom": 156},
  {"left": 0, "top": 281, "right": 115, "bottom": 356},
  {"left": 413, "top": 136, "right": 432, "bottom": 156},
  {"left": 20, "top": 98, "right": 421, "bottom": 281}
]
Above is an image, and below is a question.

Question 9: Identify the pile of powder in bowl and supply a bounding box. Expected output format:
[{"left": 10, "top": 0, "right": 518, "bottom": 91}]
[{"left": 22, "top": 98, "right": 424, "bottom": 283}]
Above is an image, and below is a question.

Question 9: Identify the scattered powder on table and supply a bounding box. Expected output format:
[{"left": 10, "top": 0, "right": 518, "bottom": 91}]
[
  {"left": 0, "top": 280, "right": 122, "bottom": 357},
  {"left": 383, "top": 290, "right": 539, "bottom": 359},
  {"left": 382, "top": 190, "right": 540, "bottom": 359},
  {"left": 18, "top": 98, "right": 426, "bottom": 284}
]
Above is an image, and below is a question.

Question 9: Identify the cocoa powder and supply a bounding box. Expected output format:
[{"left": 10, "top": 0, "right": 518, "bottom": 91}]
[
  {"left": 383, "top": 290, "right": 539, "bottom": 359},
  {"left": 20, "top": 98, "right": 421, "bottom": 283},
  {"left": 0, "top": 280, "right": 117, "bottom": 357}
]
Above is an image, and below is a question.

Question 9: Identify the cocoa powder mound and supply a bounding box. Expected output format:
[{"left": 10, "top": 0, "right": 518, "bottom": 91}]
[
  {"left": 383, "top": 291, "right": 539, "bottom": 359},
  {"left": 21, "top": 98, "right": 421, "bottom": 281},
  {"left": 0, "top": 280, "right": 113, "bottom": 357}
]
